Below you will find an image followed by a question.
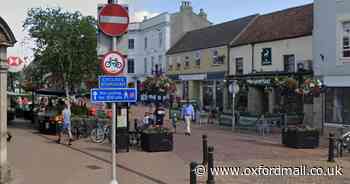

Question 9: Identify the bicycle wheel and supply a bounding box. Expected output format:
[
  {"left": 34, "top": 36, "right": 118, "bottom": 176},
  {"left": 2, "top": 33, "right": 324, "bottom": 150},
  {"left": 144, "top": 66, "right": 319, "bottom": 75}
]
[
  {"left": 90, "top": 128, "right": 105, "bottom": 143},
  {"left": 335, "top": 141, "right": 342, "bottom": 157}
]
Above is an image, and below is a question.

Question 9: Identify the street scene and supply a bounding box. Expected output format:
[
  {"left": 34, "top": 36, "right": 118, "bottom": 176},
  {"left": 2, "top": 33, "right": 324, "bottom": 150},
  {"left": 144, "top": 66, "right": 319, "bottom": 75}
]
[{"left": 0, "top": 0, "right": 350, "bottom": 184}]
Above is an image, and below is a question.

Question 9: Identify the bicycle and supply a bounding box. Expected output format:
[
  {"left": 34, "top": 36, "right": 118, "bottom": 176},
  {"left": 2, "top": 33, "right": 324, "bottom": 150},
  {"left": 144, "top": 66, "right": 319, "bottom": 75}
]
[
  {"left": 335, "top": 125, "right": 350, "bottom": 157},
  {"left": 60, "top": 126, "right": 73, "bottom": 146},
  {"left": 72, "top": 119, "right": 90, "bottom": 140},
  {"left": 90, "top": 121, "right": 112, "bottom": 143}
]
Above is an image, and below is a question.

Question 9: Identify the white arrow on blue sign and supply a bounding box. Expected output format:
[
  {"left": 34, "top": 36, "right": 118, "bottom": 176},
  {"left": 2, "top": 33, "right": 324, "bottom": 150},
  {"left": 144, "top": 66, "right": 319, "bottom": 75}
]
[
  {"left": 91, "top": 88, "right": 137, "bottom": 103},
  {"left": 99, "top": 76, "right": 127, "bottom": 88}
]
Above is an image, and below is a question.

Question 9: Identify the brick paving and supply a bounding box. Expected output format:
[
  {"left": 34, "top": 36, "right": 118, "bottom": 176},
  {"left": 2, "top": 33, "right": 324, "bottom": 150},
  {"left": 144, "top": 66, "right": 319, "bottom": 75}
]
[{"left": 7, "top": 105, "right": 350, "bottom": 184}]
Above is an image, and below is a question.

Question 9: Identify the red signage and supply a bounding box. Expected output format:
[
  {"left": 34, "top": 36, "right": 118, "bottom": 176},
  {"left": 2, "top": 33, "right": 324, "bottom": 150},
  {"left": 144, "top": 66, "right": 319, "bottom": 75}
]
[
  {"left": 7, "top": 56, "right": 25, "bottom": 73},
  {"left": 98, "top": 4, "right": 129, "bottom": 37},
  {"left": 100, "top": 51, "right": 126, "bottom": 76}
]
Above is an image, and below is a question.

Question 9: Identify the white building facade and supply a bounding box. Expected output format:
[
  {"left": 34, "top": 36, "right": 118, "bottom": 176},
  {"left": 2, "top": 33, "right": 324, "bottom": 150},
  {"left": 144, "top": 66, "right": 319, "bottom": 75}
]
[
  {"left": 314, "top": 0, "right": 350, "bottom": 125},
  {"left": 97, "top": 1, "right": 210, "bottom": 85}
]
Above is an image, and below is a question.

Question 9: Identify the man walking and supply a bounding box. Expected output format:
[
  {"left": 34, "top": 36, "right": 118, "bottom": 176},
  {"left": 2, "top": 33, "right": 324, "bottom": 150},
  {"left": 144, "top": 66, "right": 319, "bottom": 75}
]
[{"left": 182, "top": 101, "right": 195, "bottom": 136}]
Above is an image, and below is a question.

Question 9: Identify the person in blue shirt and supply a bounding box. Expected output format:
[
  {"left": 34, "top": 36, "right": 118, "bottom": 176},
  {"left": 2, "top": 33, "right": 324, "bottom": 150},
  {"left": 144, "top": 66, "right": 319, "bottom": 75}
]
[
  {"left": 182, "top": 101, "right": 195, "bottom": 136},
  {"left": 57, "top": 104, "right": 73, "bottom": 145}
]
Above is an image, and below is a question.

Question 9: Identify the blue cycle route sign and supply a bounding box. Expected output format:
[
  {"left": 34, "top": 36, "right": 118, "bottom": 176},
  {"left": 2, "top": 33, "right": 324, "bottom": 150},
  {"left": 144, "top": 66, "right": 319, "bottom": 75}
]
[
  {"left": 91, "top": 88, "right": 137, "bottom": 103},
  {"left": 99, "top": 76, "right": 127, "bottom": 88}
]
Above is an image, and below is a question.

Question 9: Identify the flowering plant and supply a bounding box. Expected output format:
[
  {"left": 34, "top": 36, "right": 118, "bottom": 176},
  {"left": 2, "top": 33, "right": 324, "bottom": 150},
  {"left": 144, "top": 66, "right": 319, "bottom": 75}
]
[{"left": 141, "top": 75, "right": 176, "bottom": 95}]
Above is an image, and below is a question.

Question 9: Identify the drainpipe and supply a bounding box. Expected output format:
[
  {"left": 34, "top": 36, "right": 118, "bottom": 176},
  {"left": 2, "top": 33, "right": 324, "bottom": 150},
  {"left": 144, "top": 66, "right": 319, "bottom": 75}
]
[{"left": 251, "top": 44, "right": 255, "bottom": 73}]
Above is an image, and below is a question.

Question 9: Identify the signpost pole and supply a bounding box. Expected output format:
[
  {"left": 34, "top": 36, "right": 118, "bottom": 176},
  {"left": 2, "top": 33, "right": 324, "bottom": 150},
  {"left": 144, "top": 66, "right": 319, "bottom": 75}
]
[{"left": 110, "top": 1, "right": 119, "bottom": 184}]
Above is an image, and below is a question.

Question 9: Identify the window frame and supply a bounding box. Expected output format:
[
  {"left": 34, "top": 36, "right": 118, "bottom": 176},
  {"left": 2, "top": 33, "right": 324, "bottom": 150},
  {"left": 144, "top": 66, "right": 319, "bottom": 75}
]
[
  {"left": 128, "top": 39, "right": 135, "bottom": 50},
  {"left": 127, "top": 58, "right": 135, "bottom": 74},
  {"left": 342, "top": 21, "right": 350, "bottom": 58},
  {"left": 195, "top": 51, "right": 201, "bottom": 66},
  {"left": 235, "top": 57, "right": 243, "bottom": 75},
  {"left": 283, "top": 54, "right": 295, "bottom": 73},
  {"left": 144, "top": 37, "right": 148, "bottom": 49}
]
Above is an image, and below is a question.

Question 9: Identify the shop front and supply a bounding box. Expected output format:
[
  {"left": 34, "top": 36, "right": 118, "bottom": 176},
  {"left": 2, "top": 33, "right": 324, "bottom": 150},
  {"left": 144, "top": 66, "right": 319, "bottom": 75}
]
[{"left": 227, "top": 71, "right": 316, "bottom": 128}]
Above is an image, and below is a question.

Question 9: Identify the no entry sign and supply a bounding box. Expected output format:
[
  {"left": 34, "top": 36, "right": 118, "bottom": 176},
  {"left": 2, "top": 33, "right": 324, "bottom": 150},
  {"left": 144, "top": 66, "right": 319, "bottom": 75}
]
[
  {"left": 98, "top": 4, "right": 129, "bottom": 37},
  {"left": 100, "top": 51, "right": 126, "bottom": 75}
]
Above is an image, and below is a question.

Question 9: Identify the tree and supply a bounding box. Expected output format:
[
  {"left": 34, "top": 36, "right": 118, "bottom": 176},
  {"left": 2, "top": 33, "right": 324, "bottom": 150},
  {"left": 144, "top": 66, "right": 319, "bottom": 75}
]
[{"left": 23, "top": 7, "right": 99, "bottom": 99}]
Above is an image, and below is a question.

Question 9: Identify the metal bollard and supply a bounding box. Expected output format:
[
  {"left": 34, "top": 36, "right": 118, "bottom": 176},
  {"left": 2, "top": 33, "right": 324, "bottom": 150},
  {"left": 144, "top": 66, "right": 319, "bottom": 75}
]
[
  {"left": 190, "top": 162, "right": 197, "bottom": 184},
  {"left": 202, "top": 134, "right": 208, "bottom": 165},
  {"left": 207, "top": 146, "right": 215, "bottom": 184},
  {"left": 328, "top": 133, "right": 335, "bottom": 162}
]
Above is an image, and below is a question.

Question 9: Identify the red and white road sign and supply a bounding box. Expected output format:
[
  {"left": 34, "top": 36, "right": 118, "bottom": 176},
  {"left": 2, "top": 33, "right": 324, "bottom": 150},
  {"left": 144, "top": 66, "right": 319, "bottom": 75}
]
[
  {"left": 100, "top": 51, "right": 126, "bottom": 76},
  {"left": 7, "top": 56, "right": 25, "bottom": 73},
  {"left": 98, "top": 4, "right": 129, "bottom": 37}
]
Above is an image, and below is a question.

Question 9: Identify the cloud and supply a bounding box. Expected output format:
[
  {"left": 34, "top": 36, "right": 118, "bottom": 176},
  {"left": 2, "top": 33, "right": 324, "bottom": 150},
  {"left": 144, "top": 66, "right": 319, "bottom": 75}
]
[{"left": 131, "top": 11, "right": 160, "bottom": 22}]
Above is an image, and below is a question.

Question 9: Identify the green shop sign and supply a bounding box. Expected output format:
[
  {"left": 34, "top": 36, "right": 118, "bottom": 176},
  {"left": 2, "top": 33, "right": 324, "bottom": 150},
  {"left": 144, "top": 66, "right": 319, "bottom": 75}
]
[{"left": 261, "top": 48, "right": 272, "bottom": 65}]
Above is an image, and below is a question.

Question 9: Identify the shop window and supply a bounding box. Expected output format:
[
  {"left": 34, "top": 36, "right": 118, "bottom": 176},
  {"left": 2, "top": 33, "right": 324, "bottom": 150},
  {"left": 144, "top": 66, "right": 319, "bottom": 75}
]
[
  {"left": 326, "top": 88, "right": 350, "bottom": 124},
  {"left": 342, "top": 21, "right": 350, "bottom": 58},
  {"left": 202, "top": 81, "right": 214, "bottom": 111},
  {"left": 235, "top": 57, "right": 243, "bottom": 75},
  {"left": 284, "top": 55, "right": 295, "bottom": 72}
]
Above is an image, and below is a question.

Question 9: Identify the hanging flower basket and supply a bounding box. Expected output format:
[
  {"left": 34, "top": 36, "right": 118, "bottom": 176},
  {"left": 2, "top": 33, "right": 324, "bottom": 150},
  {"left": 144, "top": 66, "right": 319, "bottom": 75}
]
[{"left": 141, "top": 75, "right": 176, "bottom": 95}]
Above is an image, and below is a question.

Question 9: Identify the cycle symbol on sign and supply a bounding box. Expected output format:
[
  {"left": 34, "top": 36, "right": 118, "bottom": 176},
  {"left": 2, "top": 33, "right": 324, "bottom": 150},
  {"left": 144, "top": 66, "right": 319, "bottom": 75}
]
[
  {"left": 105, "top": 57, "right": 123, "bottom": 71},
  {"left": 101, "top": 51, "right": 125, "bottom": 75}
]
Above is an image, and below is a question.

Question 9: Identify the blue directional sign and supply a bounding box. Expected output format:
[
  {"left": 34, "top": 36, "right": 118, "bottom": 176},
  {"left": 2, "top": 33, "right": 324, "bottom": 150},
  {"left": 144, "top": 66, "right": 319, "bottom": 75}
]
[
  {"left": 99, "top": 76, "right": 127, "bottom": 88},
  {"left": 91, "top": 88, "right": 137, "bottom": 103}
]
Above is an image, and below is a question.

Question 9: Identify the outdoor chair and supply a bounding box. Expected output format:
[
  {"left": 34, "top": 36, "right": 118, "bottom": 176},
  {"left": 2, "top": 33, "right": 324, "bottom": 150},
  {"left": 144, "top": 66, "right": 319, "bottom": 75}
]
[{"left": 256, "top": 116, "right": 271, "bottom": 136}]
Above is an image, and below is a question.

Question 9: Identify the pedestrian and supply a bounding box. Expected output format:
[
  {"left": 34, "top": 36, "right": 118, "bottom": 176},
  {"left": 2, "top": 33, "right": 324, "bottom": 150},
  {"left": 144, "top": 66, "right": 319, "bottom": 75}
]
[
  {"left": 171, "top": 111, "right": 177, "bottom": 133},
  {"left": 57, "top": 104, "right": 73, "bottom": 145},
  {"left": 182, "top": 101, "right": 195, "bottom": 136},
  {"left": 154, "top": 104, "right": 166, "bottom": 127}
]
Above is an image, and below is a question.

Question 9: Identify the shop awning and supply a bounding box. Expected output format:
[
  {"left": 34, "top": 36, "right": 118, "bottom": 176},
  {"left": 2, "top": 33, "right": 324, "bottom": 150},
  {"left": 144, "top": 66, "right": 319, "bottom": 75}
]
[
  {"left": 226, "top": 71, "right": 313, "bottom": 80},
  {"left": 7, "top": 91, "right": 31, "bottom": 96},
  {"left": 35, "top": 88, "right": 66, "bottom": 97},
  {"left": 179, "top": 74, "right": 206, "bottom": 81}
]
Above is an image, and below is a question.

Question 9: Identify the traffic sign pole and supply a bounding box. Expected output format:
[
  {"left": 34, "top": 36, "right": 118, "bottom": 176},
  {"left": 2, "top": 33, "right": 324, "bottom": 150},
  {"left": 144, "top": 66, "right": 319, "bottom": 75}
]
[{"left": 111, "top": 0, "right": 119, "bottom": 184}]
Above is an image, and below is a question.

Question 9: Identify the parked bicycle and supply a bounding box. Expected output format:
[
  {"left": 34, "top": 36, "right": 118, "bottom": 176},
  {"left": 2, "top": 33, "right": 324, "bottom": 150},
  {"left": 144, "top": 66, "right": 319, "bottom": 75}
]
[
  {"left": 90, "top": 121, "right": 112, "bottom": 143},
  {"left": 72, "top": 119, "right": 90, "bottom": 140},
  {"left": 335, "top": 125, "right": 350, "bottom": 157}
]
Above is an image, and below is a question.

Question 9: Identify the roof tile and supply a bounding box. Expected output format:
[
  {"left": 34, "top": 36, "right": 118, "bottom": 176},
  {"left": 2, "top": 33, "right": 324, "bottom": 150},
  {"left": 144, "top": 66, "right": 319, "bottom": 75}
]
[
  {"left": 167, "top": 14, "right": 258, "bottom": 55},
  {"left": 232, "top": 4, "right": 313, "bottom": 46}
]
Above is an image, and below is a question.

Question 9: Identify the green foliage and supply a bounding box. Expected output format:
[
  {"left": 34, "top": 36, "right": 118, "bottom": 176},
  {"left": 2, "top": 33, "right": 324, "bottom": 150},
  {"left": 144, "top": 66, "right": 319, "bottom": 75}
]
[
  {"left": 142, "top": 127, "right": 172, "bottom": 134},
  {"left": 71, "top": 105, "right": 88, "bottom": 116},
  {"left": 23, "top": 7, "right": 98, "bottom": 93}
]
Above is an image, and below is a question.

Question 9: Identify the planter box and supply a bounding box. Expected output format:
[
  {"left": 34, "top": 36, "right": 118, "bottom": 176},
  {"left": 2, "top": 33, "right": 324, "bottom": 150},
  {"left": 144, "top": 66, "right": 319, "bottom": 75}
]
[
  {"left": 141, "top": 132, "right": 173, "bottom": 152},
  {"left": 282, "top": 129, "right": 319, "bottom": 149}
]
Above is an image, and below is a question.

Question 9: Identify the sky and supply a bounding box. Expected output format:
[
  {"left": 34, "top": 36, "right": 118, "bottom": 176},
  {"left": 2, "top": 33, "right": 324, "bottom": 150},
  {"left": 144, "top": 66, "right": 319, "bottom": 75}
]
[{"left": 1, "top": 0, "right": 313, "bottom": 61}]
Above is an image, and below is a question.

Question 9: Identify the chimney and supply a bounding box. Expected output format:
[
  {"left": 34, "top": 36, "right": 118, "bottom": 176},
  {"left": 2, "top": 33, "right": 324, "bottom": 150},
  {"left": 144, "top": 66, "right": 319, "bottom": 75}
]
[
  {"left": 143, "top": 16, "right": 148, "bottom": 21},
  {"left": 180, "top": 1, "right": 193, "bottom": 13},
  {"left": 198, "top": 8, "right": 207, "bottom": 20}
]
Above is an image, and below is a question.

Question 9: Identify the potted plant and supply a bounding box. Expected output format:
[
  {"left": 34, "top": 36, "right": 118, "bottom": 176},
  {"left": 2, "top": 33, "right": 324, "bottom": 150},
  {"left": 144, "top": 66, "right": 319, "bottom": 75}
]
[
  {"left": 141, "top": 126, "right": 173, "bottom": 152},
  {"left": 282, "top": 125, "right": 319, "bottom": 149}
]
